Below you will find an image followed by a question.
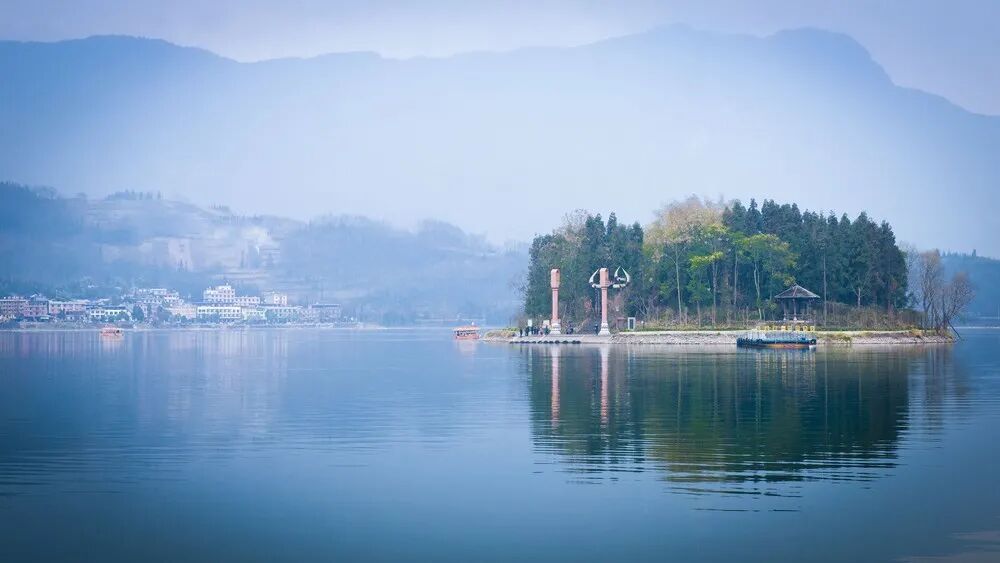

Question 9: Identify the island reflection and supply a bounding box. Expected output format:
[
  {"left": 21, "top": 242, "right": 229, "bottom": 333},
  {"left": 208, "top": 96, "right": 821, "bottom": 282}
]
[{"left": 525, "top": 344, "right": 958, "bottom": 496}]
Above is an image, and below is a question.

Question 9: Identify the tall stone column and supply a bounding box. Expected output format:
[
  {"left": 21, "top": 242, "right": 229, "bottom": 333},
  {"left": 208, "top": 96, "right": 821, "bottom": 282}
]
[
  {"left": 598, "top": 267, "right": 611, "bottom": 336},
  {"left": 549, "top": 268, "right": 561, "bottom": 335}
]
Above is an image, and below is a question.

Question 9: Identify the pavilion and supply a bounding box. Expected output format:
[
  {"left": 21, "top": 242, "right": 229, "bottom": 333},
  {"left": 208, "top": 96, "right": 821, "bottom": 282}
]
[{"left": 774, "top": 285, "right": 820, "bottom": 322}]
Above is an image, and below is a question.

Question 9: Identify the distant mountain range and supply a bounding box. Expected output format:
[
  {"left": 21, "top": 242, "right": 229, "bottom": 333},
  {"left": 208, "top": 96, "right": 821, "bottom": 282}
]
[{"left": 1, "top": 26, "right": 998, "bottom": 256}]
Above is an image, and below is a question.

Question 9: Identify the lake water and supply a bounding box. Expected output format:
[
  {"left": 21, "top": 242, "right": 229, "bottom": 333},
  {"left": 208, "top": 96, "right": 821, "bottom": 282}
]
[{"left": 1, "top": 329, "right": 999, "bottom": 562}]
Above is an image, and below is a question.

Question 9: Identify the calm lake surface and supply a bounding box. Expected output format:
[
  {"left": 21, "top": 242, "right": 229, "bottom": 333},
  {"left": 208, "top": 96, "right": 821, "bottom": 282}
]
[{"left": 1, "top": 329, "right": 999, "bottom": 562}]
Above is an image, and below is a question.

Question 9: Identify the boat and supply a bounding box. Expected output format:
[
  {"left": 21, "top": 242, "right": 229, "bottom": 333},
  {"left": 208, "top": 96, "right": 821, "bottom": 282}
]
[
  {"left": 100, "top": 326, "right": 124, "bottom": 337},
  {"left": 453, "top": 325, "right": 480, "bottom": 340},
  {"left": 737, "top": 328, "right": 816, "bottom": 349}
]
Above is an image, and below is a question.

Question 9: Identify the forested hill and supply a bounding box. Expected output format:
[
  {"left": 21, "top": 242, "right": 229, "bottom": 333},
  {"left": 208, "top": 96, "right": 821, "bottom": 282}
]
[
  {"left": 525, "top": 197, "right": 910, "bottom": 329},
  {"left": 0, "top": 182, "right": 525, "bottom": 323}
]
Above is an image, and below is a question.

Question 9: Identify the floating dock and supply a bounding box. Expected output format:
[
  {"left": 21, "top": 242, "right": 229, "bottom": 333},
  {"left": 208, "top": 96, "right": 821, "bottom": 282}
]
[{"left": 736, "top": 330, "right": 816, "bottom": 349}]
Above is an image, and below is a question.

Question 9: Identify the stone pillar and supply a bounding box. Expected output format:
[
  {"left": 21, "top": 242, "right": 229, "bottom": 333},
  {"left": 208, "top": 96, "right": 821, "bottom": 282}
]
[
  {"left": 598, "top": 267, "right": 611, "bottom": 336},
  {"left": 549, "top": 268, "right": 561, "bottom": 335}
]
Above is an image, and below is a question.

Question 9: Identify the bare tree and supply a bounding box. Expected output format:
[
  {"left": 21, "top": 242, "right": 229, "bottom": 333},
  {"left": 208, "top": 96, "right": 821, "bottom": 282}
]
[
  {"left": 916, "top": 250, "right": 944, "bottom": 329},
  {"left": 940, "top": 271, "right": 975, "bottom": 331},
  {"left": 913, "top": 249, "right": 974, "bottom": 331},
  {"left": 900, "top": 242, "right": 920, "bottom": 308}
]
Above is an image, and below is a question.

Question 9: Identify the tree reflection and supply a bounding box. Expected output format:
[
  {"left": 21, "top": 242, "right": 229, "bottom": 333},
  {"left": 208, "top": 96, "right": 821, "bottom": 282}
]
[{"left": 527, "top": 345, "right": 953, "bottom": 495}]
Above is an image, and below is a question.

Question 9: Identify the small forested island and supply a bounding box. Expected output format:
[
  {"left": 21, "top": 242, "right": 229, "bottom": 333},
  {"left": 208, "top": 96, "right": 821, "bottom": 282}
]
[{"left": 522, "top": 196, "right": 973, "bottom": 336}]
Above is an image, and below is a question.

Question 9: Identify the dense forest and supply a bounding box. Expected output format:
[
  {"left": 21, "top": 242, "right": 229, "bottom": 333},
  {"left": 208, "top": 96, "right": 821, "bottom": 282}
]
[{"left": 525, "top": 197, "right": 912, "bottom": 329}]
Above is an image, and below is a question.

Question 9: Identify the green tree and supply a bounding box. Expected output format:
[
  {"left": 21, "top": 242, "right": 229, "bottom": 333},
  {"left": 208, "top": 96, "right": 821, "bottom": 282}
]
[
  {"left": 688, "top": 251, "right": 722, "bottom": 325},
  {"left": 646, "top": 197, "right": 723, "bottom": 321},
  {"left": 741, "top": 234, "right": 795, "bottom": 320}
]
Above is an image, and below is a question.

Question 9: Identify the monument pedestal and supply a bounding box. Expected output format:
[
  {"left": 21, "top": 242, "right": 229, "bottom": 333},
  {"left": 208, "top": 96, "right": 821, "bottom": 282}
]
[
  {"left": 550, "top": 323, "right": 561, "bottom": 335},
  {"left": 598, "top": 323, "right": 610, "bottom": 336}
]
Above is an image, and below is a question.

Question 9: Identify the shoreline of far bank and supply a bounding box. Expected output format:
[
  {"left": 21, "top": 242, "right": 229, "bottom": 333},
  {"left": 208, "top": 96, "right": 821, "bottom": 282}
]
[
  {"left": 0, "top": 323, "right": 400, "bottom": 332},
  {"left": 486, "top": 329, "right": 955, "bottom": 345}
]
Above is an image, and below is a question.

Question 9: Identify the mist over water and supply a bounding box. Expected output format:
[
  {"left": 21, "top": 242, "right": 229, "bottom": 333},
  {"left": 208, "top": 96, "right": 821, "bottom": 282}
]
[{"left": 1, "top": 329, "right": 999, "bottom": 561}]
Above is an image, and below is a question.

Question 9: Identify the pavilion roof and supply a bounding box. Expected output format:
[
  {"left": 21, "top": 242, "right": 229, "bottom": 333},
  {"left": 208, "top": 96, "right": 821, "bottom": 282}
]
[{"left": 774, "top": 285, "right": 820, "bottom": 300}]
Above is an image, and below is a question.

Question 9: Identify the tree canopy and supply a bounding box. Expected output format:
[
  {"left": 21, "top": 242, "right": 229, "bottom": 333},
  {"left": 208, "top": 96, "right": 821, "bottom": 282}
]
[{"left": 525, "top": 197, "right": 910, "bottom": 328}]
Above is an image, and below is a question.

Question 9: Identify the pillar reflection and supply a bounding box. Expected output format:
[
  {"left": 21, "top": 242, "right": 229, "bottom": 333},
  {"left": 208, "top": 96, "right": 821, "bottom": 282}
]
[
  {"left": 525, "top": 344, "right": 957, "bottom": 495},
  {"left": 551, "top": 345, "right": 560, "bottom": 429},
  {"left": 599, "top": 345, "right": 609, "bottom": 427}
]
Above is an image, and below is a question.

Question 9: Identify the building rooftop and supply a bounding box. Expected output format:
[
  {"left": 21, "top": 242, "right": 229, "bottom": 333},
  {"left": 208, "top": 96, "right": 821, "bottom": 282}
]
[{"left": 774, "top": 285, "right": 820, "bottom": 300}]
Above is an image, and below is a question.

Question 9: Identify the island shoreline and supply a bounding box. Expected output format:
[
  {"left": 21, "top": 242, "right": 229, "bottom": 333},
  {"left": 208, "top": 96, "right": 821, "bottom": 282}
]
[{"left": 486, "top": 329, "right": 954, "bottom": 345}]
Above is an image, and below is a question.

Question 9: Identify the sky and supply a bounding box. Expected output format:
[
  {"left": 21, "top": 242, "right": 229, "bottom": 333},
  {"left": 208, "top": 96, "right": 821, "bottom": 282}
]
[{"left": 1, "top": 0, "right": 999, "bottom": 116}]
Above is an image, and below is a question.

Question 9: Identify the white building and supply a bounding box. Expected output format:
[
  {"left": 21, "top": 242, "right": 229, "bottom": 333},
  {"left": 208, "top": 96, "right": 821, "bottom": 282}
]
[
  {"left": 167, "top": 304, "right": 197, "bottom": 320},
  {"left": 242, "top": 308, "right": 267, "bottom": 322},
  {"left": 234, "top": 295, "right": 261, "bottom": 307},
  {"left": 262, "top": 291, "right": 288, "bottom": 306},
  {"left": 134, "top": 288, "right": 180, "bottom": 307},
  {"left": 89, "top": 307, "right": 131, "bottom": 322},
  {"left": 196, "top": 305, "right": 242, "bottom": 322},
  {"left": 263, "top": 305, "right": 300, "bottom": 322},
  {"left": 203, "top": 284, "right": 236, "bottom": 303}
]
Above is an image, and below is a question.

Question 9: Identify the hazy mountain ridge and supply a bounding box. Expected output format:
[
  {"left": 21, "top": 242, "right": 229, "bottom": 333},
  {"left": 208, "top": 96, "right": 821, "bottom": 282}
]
[
  {"left": 0, "top": 183, "right": 525, "bottom": 322},
  {"left": 1, "top": 26, "right": 998, "bottom": 256}
]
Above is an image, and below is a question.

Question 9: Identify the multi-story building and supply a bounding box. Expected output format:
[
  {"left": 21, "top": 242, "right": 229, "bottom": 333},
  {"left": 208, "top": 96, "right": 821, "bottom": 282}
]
[
  {"left": 241, "top": 308, "right": 267, "bottom": 322},
  {"left": 0, "top": 297, "right": 27, "bottom": 317},
  {"left": 134, "top": 288, "right": 178, "bottom": 307},
  {"left": 263, "top": 305, "right": 300, "bottom": 322},
  {"left": 235, "top": 295, "right": 260, "bottom": 307},
  {"left": 21, "top": 298, "right": 50, "bottom": 319},
  {"left": 88, "top": 307, "right": 130, "bottom": 322},
  {"left": 196, "top": 305, "right": 242, "bottom": 322},
  {"left": 167, "top": 304, "right": 198, "bottom": 320},
  {"left": 203, "top": 284, "right": 236, "bottom": 303},
  {"left": 262, "top": 291, "right": 288, "bottom": 306},
  {"left": 299, "top": 307, "right": 319, "bottom": 323},
  {"left": 48, "top": 300, "right": 89, "bottom": 317}
]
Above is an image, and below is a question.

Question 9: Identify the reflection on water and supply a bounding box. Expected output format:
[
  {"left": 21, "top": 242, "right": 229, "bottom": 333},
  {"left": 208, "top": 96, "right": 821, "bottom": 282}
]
[
  {"left": 0, "top": 329, "right": 997, "bottom": 562},
  {"left": 528, "top": 344, "right": 964, "bottom": 497},
  {"left": 0, "top": 330, "right": 293, "bottom": 498}
]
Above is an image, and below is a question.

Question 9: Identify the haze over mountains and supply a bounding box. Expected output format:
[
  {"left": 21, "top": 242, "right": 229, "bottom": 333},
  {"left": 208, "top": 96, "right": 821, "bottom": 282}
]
[
  {"left": 1, "top": 26, "right": 997, "bottom": 255},
  {"left": 0, "top": 183, "right": 524, "bottom": 323}
]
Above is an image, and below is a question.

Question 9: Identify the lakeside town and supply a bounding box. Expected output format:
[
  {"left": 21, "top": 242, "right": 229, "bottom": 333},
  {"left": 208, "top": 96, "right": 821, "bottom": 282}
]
[{"left": 0, "top": 283, "right": 350, "bottom": 328}]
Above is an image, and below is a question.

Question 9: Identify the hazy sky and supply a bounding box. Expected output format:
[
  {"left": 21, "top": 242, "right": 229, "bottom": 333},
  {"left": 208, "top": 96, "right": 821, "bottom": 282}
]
[{"left": 2, "top": 0, "right": 999, "bottom": 115}]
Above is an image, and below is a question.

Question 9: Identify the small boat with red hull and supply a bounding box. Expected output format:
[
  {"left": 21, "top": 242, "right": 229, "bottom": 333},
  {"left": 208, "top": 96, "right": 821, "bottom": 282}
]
[{"left": 453, "top": 326, "right": 480, "bottom": 340}]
